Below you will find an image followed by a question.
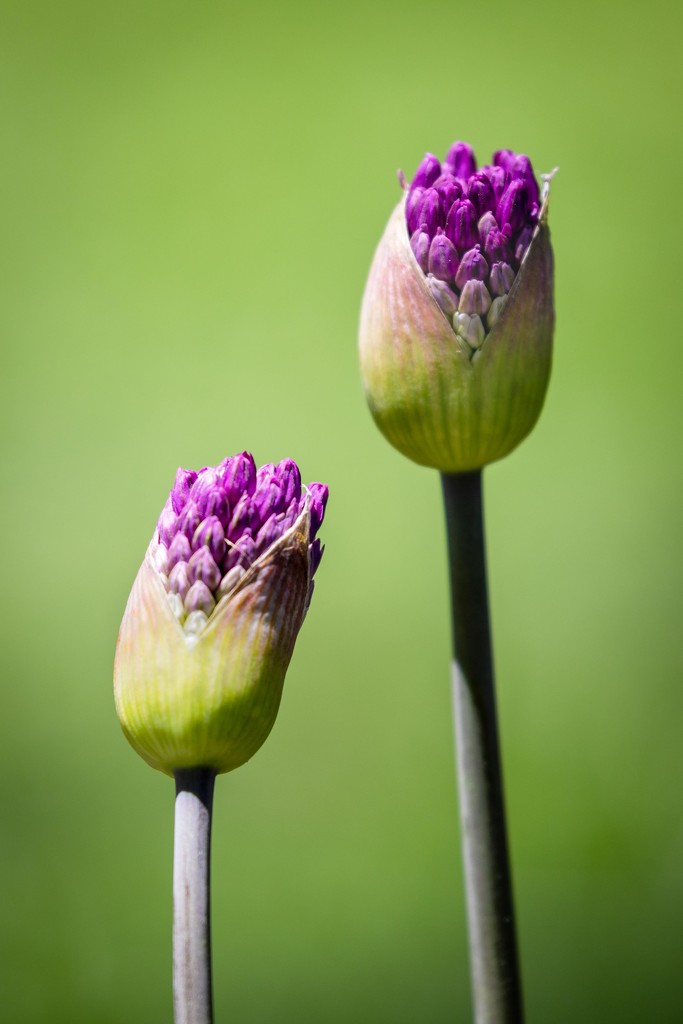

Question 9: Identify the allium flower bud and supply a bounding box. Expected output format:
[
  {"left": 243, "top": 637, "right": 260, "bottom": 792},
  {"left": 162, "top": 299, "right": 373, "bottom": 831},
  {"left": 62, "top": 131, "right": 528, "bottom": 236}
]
[
  {"left": 114, "top": 453, "right": 328, "bottom": 775},
  {"left": 359, "top": 141, "right": 555, "bottom": 471}
]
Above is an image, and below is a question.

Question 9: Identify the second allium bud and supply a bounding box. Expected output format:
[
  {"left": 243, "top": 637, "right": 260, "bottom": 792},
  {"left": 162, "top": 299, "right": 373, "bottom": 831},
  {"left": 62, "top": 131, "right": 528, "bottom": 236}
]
[
  {"left": 359, "top": 142, "right": 555, "bottom": 472},
  {"left": 114, "top": 452, "right": 328, "bottom": 776}
]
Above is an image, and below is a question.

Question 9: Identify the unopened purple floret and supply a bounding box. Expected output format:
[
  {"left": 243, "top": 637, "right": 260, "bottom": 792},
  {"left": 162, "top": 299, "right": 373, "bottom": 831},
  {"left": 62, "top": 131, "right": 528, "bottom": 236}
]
[
  {"left": 404, "top": 140, "right": 541, "bottom": 347},
  {"left": 445, "top": 199, "right": 478, "bottom": 252},
  {"left": 455, "top": 246, "right": 489, "bottom": 290},
  {"left": 406, "top": 187, "right": 426, "bottom": 234},
  {"left": 496, "top": 180, "right": 530, "bottom": 236},
  {"left": 171, "top": 469, "right": 197, "bottom": 515},
  {"left": 466, "top": 173, "right": 495, "bottom": 217},
  {"left": 155, "top": 452, "right": 328, "bottom": 619},
  {"left": 428, "top": 230, "right": 459, "bottom": 282},
  {"left": 411, "top": 153, "right": 442, "bottom": 190},
  {"left": 444, "top": 141, "right": 477, "bottom": 180},
  {"left": 168, "top": 533, "right": 191, "bottom": 570},
  {"left": 169, "top": 562, "right": 191, "bottom": 600},
  {"left": 415, "top": 188, "right": 444, "bottom": 236},
  {"left": 187, "top": 548, "right": 222, "bottom": 591},
  {"left": 192, "top": 516, "right": 225, "bottom": 562},
  {"left": 432, "top": 174, "right": 462, "bottom": 214},
  {"left": 410, "top": 224, "right": 431, "bottom": 273},
  {"left": 484, "top": 228, "right": 511, "bottom": 264}
]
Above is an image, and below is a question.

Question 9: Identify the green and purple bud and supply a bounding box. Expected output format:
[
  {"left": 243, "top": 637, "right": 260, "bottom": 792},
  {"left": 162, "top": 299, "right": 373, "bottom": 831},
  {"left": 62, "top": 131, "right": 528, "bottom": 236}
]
[
  {"left": 359, "top": 141, "right": 555, "bottom": 471},
  {"left": 114, "top": 452, "right": 328, "bottom": 775}
]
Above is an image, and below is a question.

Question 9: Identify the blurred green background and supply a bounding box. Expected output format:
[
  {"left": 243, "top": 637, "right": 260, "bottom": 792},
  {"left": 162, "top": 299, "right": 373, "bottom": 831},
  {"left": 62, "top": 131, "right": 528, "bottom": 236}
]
[{"left": 1, "top": 0, "right": 682, "bottom": 1020}]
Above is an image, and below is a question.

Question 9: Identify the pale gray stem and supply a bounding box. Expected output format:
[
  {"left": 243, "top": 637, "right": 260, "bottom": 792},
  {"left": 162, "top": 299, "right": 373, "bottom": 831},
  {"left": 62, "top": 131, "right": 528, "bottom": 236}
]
[
  {"left": 441, "top": 471, "right": 523, "bottom": 1024},
  {"left": 173, "top": 768, "right": 216, "bottom": 1024}
]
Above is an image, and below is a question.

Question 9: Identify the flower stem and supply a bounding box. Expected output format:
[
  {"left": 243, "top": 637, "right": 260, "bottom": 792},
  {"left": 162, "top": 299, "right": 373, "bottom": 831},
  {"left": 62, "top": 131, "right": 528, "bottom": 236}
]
[
  {"left": 440, "top": 471, "right": 523, "bottom": 1024},
  {"left": 173, "top": 768, "right": 216, "bottom": 1024}
]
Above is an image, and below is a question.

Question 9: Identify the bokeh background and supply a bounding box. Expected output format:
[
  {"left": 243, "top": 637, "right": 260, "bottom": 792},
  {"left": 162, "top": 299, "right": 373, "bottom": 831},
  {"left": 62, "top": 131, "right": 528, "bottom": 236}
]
[{"left": 2, "top": 0, "right": 682, "bottom": 1020}]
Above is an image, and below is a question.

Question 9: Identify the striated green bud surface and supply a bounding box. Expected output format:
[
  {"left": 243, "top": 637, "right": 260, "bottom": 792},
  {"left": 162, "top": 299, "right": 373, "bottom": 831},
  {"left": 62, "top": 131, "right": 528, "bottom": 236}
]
[{"left": 359, "top": 171, "right": 555, "bottom": 473}]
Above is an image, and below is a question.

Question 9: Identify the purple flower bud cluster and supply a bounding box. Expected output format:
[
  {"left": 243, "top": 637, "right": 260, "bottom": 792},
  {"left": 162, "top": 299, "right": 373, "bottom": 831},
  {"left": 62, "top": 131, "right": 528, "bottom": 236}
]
[
  {"left": 406, "top": 142, "right": 540, "bottom": 350},
  {"left": 151, "top": 452, "right": 328, "bottom": 634}
]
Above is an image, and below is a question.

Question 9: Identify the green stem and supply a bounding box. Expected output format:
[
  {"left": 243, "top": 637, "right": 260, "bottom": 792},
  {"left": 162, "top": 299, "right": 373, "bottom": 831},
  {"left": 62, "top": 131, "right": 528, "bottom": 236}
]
[
  {"left": 173, "top": 768, "right": 216, "bottom": 1024},
  {"left": 441, "top": 470, "right": 523, "bottom": 1024}
]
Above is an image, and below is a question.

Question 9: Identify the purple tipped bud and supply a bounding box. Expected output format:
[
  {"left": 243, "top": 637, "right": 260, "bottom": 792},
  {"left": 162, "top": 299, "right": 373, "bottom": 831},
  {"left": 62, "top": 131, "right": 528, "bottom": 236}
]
[
  {"left": 255, "top": 513, "right": 282, "bottom": 556},
  {"left": 227, "top": 493, "right": 260, "bottom": 541},
  {"left": 510, "top": 154, "right": 540, "bottom": 210},
  {"left": 168, "top": 533, "right": 192, "bottom": 570},
  {"left": 220, "top": 452, "right": 257, "bottom": 504},
  {"left": 405, "top": 186, "right": 426, "bottom": 234},
  {"left": 255, "top": 462, "right": 276, "bottom": 485},
  {"left": 415, "top": 188, "right": 444, "bottom": 236},
  {"left": 432, "top": 174, "right": 463, "bottom": 217},
  {"left": 477, "top": 211, "right": 498, "bottom": 248},
  {"left": 170, "top": 468, "right": 197, "bottom": 515},
  {"left": 309, "top": 538, "right": 324, "bottom": 577},
  {"left": 410, "top": 224, "right": 431, "bottom": 273},
  {"left": 187, "top": 547, "right": 222, "bottom": 591},
  {"left": 282, "top": 502, "right": 301, "bottom": 534},
  {"left": 514, "top": 225, "right": 534, "bottom": 263},
  {"left": 490, "top": 262, "right": 516, "bottom": 297},
  {"left": 276, "top": 459, "right": 302, "bottom": 506},
  {"left": 459, "top": 279, "right": 492, "bottom": 316},
  {"left": 428, "top": 230, "right": 460, "bottom": 282},
  {"left": 203, "top": 486, "right": 230, "bottom": 526},
  {"left": 254, "top": 480, "right": 282, "bottom": 522},
  {"left": 411, "top": 153, "right": 441, "bottom": 190},
  {"left": 426, "top": 275, "right": 459, "bottom": 316},
  {"left": 175, "top": 502, "right": 201, "bottom": 543},
  {"left": 184, "top": 580, "right": 216, "bottom": 617},
  {"left": 444, "top": 141, "right": 477, "bottom": 180},
  {"left": 115, "top": 450, "right": 329, "bottom": 777},
  {"left": 157, "top": 501, "right": 178, "bottom": 548},
  {"left": 223, "top": 534, "right": 256, "bottom": 573},
  {"left": 493, "top": 149, "right": 516, "bottom": 172},
  {"left": 482, "top": 165, "right": 509, "bottom": 203},
  {"left": 455, "top": 246, "right": 489, "bottom": 290},
  {"left": 168, "top": 561, "right": 191, "bottom": 601},
  {"left": 307, "top": 482, "right": 328, "bottom": 536},
  {"left": 216, "top": 565, "right": 246, "bottom": 600},
  {"left": 192, "top": 516, "right": 226, "bottom": 562},
  {"left": 445, "top": 199, "right": 478, "bottom": 252},
  {"left": 497, "top": 180, "right": 529, "bottom": 235},
  {"left": 362, "top": 139, "right": 554, "bottom": 474},
  {"left": 190, "top": 469, "right": 219, "bottom": 516},
  {"left": 484, "top": 228, "right": 512, "bottom": 264},
  {"left": 466, "top": 173, "right": 496, "bottom": 217}
]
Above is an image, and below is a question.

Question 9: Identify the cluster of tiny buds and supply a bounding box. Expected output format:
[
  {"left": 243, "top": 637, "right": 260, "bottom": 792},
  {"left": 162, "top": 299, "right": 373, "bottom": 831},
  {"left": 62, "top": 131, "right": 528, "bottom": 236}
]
[
  {"left": 148, "top": 452, "right": 328, "bottom": 639},
  {"left": 405, "top": 142, "right": 540, "bottom": 353}
]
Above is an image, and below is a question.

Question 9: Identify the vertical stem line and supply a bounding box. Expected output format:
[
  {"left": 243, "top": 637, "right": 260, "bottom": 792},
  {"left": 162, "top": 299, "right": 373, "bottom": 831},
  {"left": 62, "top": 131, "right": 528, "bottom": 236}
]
[
  {"left": 441, "top": 470, "right": 523, "bottom": 1024},
  {"left": 173, "top": 768, "right": 216, "bottom": 1024}
]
